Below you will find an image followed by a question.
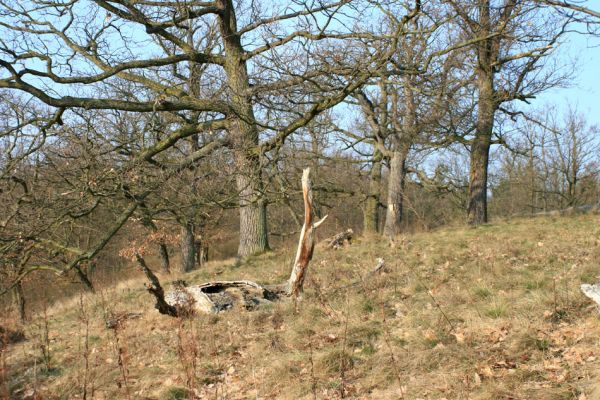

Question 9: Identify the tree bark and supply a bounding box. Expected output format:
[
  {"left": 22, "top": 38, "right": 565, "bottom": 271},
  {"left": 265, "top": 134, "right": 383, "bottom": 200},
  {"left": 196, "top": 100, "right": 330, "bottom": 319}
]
[
  {"left": 364, "top": 149, "right": 382, "bottom": 234},
  {"left": 158, "top": 243, "right": 170, "bottom": 274},
  {"left": 136, "top": 254, "right": 179, "bottom": 317},
  {"left": 467, "top": 1, "right": 497, "bottom": 226},
  {"left": 217, "top": 0, "right": 269, "bottom": 257},
  {"left": 195, "top": 234, "right": 208, "bottom": 268},
  {"left": 383, "top": 74, "right": 418, "bottom": 237},
  {"left": 14, "top": 282, "right": 26, "bottom": 322},
  {"left": 467, "top": 70, "right": 495, "bottom": 225},
  {"left": 139, "top": 202, "right": 171, "bottom": 273},
  {"left": 180, "top": 222, "right": 196, "bottom": 273},
  {"left": 74, "top": 265, "right": 95, "bottom": 292},
  {"left": 236, "top": 167, "right": 269, "bottom": 257},
  {"left": 383, "top": 146, "right": 410, "bottom": 237}
]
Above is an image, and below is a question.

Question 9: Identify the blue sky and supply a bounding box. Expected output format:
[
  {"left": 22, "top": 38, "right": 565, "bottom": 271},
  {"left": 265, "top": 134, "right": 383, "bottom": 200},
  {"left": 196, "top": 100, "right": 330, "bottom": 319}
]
[{"left": 536, "top": 27, "right": 600, "bottom": 127}]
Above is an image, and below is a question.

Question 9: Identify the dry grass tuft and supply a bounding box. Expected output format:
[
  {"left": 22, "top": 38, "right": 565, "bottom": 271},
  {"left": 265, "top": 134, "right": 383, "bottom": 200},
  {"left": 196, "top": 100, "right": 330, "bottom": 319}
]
[{"left": 3, "top": 214, "right": 600, "bottom": 399}]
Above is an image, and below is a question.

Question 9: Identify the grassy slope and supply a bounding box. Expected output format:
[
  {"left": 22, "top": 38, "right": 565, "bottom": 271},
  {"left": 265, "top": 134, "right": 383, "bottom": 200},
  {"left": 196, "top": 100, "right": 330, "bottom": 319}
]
[{"left": 3, "top": 214, "right": 600, "bottom": 399}]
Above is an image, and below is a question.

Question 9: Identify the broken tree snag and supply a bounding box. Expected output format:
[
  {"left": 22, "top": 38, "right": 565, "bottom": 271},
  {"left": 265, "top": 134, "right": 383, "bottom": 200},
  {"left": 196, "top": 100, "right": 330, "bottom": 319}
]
[
  {"left": 324, "top": 229, "right": 353, "bottom": 250},
  {"left": 285, "top": 168, "right": 328, "bottom": 298},
  {"left": 155, "top": 168, "right": 325, "bottom": 315}
]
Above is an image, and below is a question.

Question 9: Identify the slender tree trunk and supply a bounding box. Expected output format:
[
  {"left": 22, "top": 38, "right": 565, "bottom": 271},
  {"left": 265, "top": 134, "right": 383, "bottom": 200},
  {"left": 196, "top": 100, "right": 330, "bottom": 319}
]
[
  {"left": 364, "top": 149, "right": 382, "bottom": 234},
  {"left": 139, "top": 202, "right": 171, "bottom": 273},
  {"left": 180, "top": 222, "right": 196, "bottom": 272},
  {"left": 383, "top": 146, "right": 409, "bottom": 237},
  {"left": 158, "top": 243, "right": 170, "bottom": 274},
  {"left": 529, "top": 143, "right": 535, "bottom": 215},
  {"left": 14, "top": 281, "right": 26, "bottom": 322},
  {"left": 218, "top": 0, "right": 269, "bottom": 257},
  {"left": 195, "top": 234, "right": 209, "bottom": 267},
  {"left": 467, "top": 71, "right": 495, "bottom": 225},
  {"left": 74, "top": 265, "right": 95, "bottom": 292},
  {"left": 568, "top": 129, "right": 578, "bottom": 206}
]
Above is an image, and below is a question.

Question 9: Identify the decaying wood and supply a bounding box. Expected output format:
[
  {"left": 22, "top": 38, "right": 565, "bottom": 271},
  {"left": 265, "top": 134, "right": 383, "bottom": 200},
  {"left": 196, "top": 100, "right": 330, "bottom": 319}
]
[
  {"left": 165, "top": 280, "right": 279, "bottom": 314},
  {"left": 324, "top": 229, "right": 353, "bottom": 250},
  {"left": 158, "top": 167, "right": 327, "bottom": 315}
]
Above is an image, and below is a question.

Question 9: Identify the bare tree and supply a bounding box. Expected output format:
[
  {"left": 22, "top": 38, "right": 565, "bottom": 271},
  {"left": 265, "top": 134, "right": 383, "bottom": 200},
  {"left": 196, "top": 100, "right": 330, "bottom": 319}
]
[
  {"left": 446, "top": 0, "right": 573, "bottom": 224},
  {"left": 337, "top": 1, "right": 463, "bottom": 236},
  {"left": 0, "top": 0, "right": 402, "bottom": 257},
  {"left": 544, "top": 106, "right": 599, "bottom": 207}
]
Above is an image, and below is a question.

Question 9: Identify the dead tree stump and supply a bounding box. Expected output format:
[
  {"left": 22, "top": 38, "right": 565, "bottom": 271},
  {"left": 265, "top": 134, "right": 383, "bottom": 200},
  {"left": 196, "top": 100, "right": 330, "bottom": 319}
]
[{"left": 146, "top": 168, "right": 327, "bottom": 316}]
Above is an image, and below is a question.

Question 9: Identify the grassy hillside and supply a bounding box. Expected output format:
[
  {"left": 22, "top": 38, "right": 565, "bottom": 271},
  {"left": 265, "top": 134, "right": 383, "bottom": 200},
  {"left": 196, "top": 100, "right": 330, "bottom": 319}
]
[{"left": 3, "top": 214, "right": 600, "bottom": 399}]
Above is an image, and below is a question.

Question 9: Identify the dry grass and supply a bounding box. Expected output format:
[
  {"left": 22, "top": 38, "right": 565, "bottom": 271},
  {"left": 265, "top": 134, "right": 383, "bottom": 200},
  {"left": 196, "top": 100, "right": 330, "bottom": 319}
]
[{"left": 3, "top": 214, "right": 600, "bottom": 399}]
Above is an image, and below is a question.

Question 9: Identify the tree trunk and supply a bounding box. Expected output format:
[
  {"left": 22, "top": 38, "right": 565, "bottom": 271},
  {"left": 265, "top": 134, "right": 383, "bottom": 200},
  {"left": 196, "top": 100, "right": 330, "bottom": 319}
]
[
  {"left": 467, "top": 71, "right": 495, "bottom": 225},
  {"left": 217, "top": 0, "right": 269, "bottom": 257},
  {"left": 139, "top": 202, "right": 170, "bottom": 273},
  {"left": 364, "top": 149, "right": 382, "bottom": 234},
  {"left": 383, "top": 146, "right": 409, "bottom": 237},
  {"left": 195, "top": 234, "right": 208, "bottom": 268},
  {"left": 180, "top": 222, "right": 196, "bottom": 273},
  {"left": 467, "top": 2, "right": 496, "bottom": 226},
  {"left": 383, "top": 74, "right": 418, "bottom": 237},
  {"left": 158, "top": 243, "right": 170, "bottom": 274},
  {"left": 74, "top": 265, "right": 95, "bottom": 292},
  {"left": 236, "top": 162, "right": 269, "bottom": 257},
  {"left": 14, "top": 281, "right": 26, "bottom": 322}
]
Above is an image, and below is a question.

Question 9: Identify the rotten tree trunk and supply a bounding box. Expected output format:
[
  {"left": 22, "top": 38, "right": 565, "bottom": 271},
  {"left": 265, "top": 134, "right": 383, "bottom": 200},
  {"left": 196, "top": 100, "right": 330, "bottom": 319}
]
[
  {"left": 285, "top": 168, "right": 328, "bottom": 297},
  {"left": 324, "top": 229, "right": 354, "bottom": 250}
]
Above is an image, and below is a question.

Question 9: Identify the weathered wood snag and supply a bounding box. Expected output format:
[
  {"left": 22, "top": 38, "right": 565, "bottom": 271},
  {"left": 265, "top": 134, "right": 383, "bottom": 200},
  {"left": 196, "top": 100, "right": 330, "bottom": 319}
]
[
  {"left": 284, "top": 168, "right": 328, "bottom": 297},
  {"left": 145, "top": 168, "right": 326, "bottom": 316}
]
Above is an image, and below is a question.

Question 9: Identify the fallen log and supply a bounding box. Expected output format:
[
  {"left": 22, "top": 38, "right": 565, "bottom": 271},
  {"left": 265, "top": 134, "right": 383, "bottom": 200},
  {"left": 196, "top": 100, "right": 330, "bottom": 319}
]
[{"left": 144, "top": 168, "right": 327, "bottom": 316}]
